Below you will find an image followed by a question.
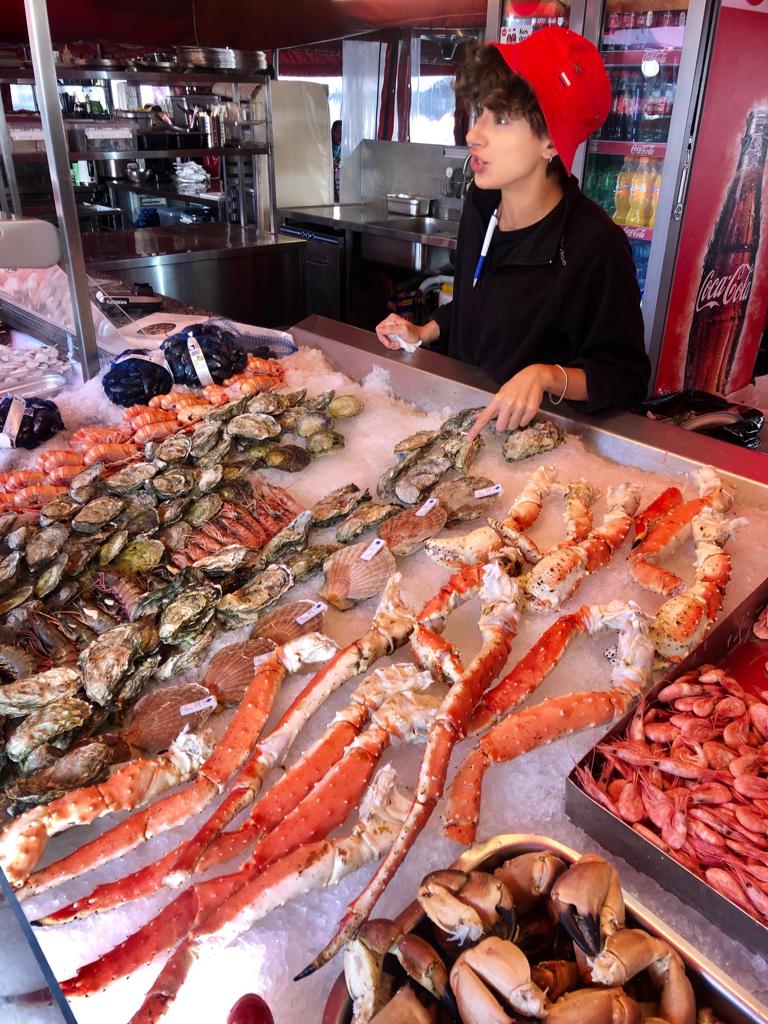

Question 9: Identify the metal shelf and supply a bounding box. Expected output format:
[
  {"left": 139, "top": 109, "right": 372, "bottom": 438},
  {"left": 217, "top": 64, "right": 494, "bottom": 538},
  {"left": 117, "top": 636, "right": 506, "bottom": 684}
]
[
  {"left": 0, "top": 64, "right": 269, "bottom": 85},
  {"left": 590, "top": 140, "right": 667, "bottom": 158},
  {"left": 12, "top": 145, "right": 269, "bottom": 161},
  {"left": 601, "top": 48, "right": 682, "bottom": 67}
]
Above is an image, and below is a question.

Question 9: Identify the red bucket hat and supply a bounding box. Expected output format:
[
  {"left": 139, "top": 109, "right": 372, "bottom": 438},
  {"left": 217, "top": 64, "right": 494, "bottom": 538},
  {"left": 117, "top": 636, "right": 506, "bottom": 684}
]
[{"left": 491, "top": 27, "right": 611, "bottom": 174}]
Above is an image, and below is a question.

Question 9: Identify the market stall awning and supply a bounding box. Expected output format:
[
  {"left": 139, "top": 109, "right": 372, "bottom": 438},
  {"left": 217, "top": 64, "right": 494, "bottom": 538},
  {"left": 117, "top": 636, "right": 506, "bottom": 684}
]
[{"left": 0, "top": 0, "right": 485, "bottom": 49}]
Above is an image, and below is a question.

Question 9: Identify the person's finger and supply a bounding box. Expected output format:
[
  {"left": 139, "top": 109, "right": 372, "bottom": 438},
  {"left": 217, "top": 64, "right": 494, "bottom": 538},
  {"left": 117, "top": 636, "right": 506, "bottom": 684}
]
[
  {"left": 519, "top": 403, "right": 538, "bottom": 428},
  {"left": 466, "top": 402, "right": 498, "bottom": 442}
]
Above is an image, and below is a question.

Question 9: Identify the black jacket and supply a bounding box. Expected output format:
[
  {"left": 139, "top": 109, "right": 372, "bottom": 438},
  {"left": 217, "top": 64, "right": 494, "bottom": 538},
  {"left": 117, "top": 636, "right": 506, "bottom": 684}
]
[{"left": 431, "top": 175, "right": 651, "bottom": 413}]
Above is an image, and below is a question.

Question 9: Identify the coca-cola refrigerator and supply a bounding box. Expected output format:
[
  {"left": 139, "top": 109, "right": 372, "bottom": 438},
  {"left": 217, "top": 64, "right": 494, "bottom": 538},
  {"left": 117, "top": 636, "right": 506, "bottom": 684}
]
[{"left": 485, "top": 0, "right": 768, "bottom": 397}]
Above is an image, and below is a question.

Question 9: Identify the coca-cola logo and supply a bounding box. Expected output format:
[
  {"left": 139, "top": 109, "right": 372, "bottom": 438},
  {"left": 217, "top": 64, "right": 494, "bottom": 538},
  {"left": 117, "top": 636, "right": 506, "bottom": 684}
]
[
  {"left": 631, "top": 144, "right": 657, "bottom": 156},
  {"left": 695, "top": 262, "right": 754, "bottom": 312},
  {"left": 624, "top": 227, "right": 649, "bottom": 239}
]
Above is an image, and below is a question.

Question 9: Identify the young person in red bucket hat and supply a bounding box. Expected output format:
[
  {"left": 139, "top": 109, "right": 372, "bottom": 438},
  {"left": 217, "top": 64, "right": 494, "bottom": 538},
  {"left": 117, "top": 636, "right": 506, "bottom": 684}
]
[{"left": 376, "top": 28, "right": 650, "bottom": 437}]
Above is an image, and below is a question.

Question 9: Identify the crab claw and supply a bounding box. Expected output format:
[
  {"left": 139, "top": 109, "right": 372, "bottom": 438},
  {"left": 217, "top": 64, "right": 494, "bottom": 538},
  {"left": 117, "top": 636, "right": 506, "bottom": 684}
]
[
  {"left": 549, "top": 854, "right": 624, "bottom": 958},
  {"left": 450, "top": 936, "right": 548, "bottom": 1022},
  {"left": 417, "top": 869, "right": 515, "bottom": 946}
]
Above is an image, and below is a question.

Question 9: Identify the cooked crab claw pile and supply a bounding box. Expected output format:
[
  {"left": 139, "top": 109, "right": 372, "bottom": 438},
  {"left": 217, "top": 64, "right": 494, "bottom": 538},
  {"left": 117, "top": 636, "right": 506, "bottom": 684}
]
[{"left": 343, "top": 851, "right": 706, "bottom": 1024}]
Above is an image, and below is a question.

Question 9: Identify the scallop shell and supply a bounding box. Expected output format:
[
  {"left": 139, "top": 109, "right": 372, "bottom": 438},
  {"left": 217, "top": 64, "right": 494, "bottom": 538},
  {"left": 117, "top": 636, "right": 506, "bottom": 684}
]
[
  {"left": 203, "top": 638, "right": 277, "bottom": 706},
  {"left": 430, "top": 475, "right": 498, "bottom": 525},
  {"left": 318, "top": 540, "right": 396, "bottom": 610},
  {"left": 250, "top": 598, "right": 327, "bottom": 645},
  {"left": 121, "top": 682, "right": 215, "bottom": 753},
  {"left": 377, "top": 504, "right": 448, "bottom": 557}
]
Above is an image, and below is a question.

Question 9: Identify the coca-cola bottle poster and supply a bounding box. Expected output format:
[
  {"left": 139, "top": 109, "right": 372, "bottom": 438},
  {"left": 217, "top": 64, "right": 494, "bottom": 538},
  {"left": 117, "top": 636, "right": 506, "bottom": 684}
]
[{"left": 655, "top": 0, "right": 768, "bottom": 397}]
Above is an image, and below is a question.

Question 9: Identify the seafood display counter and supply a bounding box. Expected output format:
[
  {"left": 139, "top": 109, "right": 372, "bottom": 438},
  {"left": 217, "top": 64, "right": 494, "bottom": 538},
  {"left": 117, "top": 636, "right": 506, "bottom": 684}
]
[{"left": 0, "top": 312, "right": 767, "bottom": 1024}]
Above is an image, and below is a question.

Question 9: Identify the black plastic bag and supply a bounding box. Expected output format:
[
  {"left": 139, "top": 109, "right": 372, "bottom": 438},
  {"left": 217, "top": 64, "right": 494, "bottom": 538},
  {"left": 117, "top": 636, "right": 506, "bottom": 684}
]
[
  {"left": 0, "top": 396, "right": 64, "bottom": 450},
  {"left": 102, "top": 350, "right": 174, "bottom": 408},
  {"left": 642, "top": 390, "right": 764, "bottom": 449},
  {"left": 161, "top": 323, "right": 246, "bottom": 387}
]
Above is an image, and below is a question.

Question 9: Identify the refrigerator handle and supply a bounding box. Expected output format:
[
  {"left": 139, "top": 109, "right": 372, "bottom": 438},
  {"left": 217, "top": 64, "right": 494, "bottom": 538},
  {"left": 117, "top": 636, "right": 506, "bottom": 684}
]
[{"left": 674, "top": 142, "right": 693, "bottom": 221}]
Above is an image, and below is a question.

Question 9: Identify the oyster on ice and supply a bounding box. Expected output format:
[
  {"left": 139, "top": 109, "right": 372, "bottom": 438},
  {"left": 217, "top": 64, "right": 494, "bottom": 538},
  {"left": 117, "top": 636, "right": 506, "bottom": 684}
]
[
  {"left": 311, "top": 483, "right": 371, "bottom": 527},
  {"left": 502, "top": 420, "right": 565, "bottom": 462}
]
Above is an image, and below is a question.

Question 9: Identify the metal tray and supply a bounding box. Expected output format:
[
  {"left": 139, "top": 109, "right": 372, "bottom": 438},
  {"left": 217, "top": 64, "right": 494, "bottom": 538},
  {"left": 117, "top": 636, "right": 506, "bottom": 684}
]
[
  {"left": 566, "top": 574, "right": 768, "bottom": 957},
  {"left": 0, "top": 372, "right": 68, "bottom": 401},
  {"left": 386, "top": 193, "right": 431, "bottom": 216},
  {"left": 322, "top": 833, "right": 768, "bottom": 1024}
]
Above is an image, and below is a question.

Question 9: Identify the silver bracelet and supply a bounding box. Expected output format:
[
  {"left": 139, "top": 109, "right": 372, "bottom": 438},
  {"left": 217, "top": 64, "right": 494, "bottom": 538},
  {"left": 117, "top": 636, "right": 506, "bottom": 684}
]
[{"left": 549, "top": 364, "right": 568, "bottom": 405}]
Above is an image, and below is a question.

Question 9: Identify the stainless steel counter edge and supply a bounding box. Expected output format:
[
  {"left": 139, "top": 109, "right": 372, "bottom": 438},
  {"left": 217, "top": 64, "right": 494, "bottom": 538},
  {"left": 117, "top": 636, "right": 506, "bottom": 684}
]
[
  {"left": 291, "top": 315, "right": 768, "bottom": 500},
  {"left": 85, "top": 232, "right": 304, "bottom": 271},
  {"left": 280, "top": 204, "right": 458, "bottom": 250}
]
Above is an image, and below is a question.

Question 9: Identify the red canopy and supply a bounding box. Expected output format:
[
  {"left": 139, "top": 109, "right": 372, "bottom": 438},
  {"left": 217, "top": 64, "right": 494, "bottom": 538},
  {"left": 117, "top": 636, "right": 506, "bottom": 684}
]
[{"left": 0, "top": 0, "right": 485, "bottom": 49}]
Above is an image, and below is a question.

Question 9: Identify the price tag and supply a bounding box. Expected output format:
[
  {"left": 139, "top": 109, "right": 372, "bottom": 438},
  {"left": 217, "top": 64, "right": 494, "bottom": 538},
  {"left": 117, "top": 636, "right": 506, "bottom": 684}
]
[
  {"left": 10, "top": 128, "right": 44, "bottom": 140},
  {"left": 85, "top": 126, "right": 133, "bottom": 140},
  {"left": 252, "top": 651, "right": 274, "bottom": 669},
  {"left": 361, "top": 538, "right": 386, "bottom": 561},
  {"left": 179, "top": 694, "right": 218, "bottom": 716},
  {"left": 473, "top": 483, "right": 502, "bottom": 499},
  {"left": 0, "top": 396, "right": 26, "bottom": 449},
  {"left": 415, "top": 498, "right": 438, "bottom": 518},
  {"left": 295, "top": 601, "right": 327, "bottom": 626},
  {"left": 187, "top": 332, "right": 214, "bottom": 386}
]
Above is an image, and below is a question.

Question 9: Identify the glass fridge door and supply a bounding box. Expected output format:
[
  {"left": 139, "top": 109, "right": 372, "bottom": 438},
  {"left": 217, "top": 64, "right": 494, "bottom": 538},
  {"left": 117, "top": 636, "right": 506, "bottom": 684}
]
[
  {"left": 581, "top": 2, "right": 690, "bottom": 297},
  {"left": 500, "top": 1, "right": 572, "bottom": 42}
]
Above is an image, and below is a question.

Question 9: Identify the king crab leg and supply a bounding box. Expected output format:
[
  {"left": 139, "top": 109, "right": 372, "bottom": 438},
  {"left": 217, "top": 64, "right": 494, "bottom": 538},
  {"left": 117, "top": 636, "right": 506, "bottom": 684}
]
[
  {"left": 297, "top": 560, "right": 522, "bottom": 979},
  {"left": 424, "top": 465, "right": 559, "bottom": 569},
  {"left": 628, "top": 467, "right": 733, "bottom": 595},
  {"left": 0, "top": 730, "right": 215, "bottom": 890},
  {"left": 522, "top": 483, "right": 640, "bottom": 611},
  {"left": 58, "top": 691, "right": 439, "bottom": 1001},
  {"left": 651, "top": 507, "right": 746, "bottom": 667},
  {"left": 42, "top": 664, "right": 432, "bottom": 924},
  {"left": 443, "top": 602, "right": 655, "bottom": 845},
  {"left": 16, "top": 633, "right": 337, "bottom": 899}
]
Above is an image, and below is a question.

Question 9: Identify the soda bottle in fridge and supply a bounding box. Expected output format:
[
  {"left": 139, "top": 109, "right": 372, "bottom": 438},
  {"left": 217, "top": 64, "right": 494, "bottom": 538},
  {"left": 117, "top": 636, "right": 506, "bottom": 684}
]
[
  {"left": 646, "top": 162, "right": 662, "bottom": 229},
  {"left": 626, "top": 157, "right": 651, "bottom": 228},
  {"left": 613, "top": 157, "right": 634, "bottom": 225},
  {"left": 684, "top": 108, "right": 768, "bottom": 393}
]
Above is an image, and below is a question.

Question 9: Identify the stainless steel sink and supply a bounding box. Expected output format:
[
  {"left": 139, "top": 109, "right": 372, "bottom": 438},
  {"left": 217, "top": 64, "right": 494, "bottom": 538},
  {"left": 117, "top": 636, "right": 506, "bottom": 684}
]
[{"left": 366, "top": 215, "right": 458, "bottom": 237}]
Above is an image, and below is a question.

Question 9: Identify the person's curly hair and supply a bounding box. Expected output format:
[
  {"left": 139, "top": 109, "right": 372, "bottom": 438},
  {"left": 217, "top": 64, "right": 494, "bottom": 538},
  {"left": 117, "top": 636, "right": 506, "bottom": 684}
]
[{"left": 455, "top": 42, "right": 565, "bottom": 178}]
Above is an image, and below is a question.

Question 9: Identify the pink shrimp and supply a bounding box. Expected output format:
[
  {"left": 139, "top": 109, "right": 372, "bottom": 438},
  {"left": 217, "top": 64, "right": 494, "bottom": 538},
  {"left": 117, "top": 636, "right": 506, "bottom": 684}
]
[
  {"left": 12, "top": 485, "right": 67, "bottom": 509},
  {"left": 3, "top": 469, "right": 46, "bottom": 492},
  {"left": 83, "top": 443, "right": 139, "bottom": 467},
  {"left": 36, "top": 450, "right": 84, "bottom": 472},
  {"left": 70, "top": 427, "right": 132, "bottom": 453},
  {"left": 131, "top": 421, "right": 180, "bottom": 445},
  {"left": 46, "top": 464, "right": 84, "bottom": 486}
]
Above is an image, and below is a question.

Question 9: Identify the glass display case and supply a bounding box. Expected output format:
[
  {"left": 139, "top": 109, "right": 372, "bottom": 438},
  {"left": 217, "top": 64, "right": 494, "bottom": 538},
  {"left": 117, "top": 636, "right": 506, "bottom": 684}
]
[
  {"left": 499, "top": 0, "right": 572, "bottom": 42},
  {"left": 581, "top": 3, "right": 689, "bottom": 296},
  {"left": 0, "top": 870, "right": 75, "bottom": 1024}
]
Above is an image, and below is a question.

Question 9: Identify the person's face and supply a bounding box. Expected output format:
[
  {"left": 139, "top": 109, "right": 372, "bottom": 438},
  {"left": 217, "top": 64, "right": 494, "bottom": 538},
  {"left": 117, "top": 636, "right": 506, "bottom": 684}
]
[
  {"left": 331, "top": 123, "right": 342, "bottom": 146},
  {"left": 466, "top": 107, "right": 556, "bottom": 190}
]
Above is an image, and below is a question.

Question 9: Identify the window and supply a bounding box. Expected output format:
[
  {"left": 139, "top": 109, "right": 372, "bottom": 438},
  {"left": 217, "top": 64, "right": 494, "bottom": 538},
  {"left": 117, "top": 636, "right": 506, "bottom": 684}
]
[
  {"left": 10, "top": 84, "right": 36, "bottom": 112},
  {"left": 410, "top": 75, "right": 456, "bottom": 145},
  {"left": 276, "top": 75, "right": 342, "bottom": 124}
]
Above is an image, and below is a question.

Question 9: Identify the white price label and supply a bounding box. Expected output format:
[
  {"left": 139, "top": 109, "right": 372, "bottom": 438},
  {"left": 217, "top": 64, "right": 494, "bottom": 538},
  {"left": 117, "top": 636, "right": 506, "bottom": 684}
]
[
  {"left": 295, "top": 601, "right": 327, "bottom": 625},
  {"left": 187, "top": 333, "right": 214, "bottom": 386},
  {"left": 179, "top": 694, "right": 217, "bottom": 716},
  {"left": 361, "top": 538, "right": 386, "bottom": 561},
  {"left": 473, "top": 483, "right": 502, "bottom": 499},
  {"left": 415, "top": 498, "right": 438, "bottom": 518},
  {"left": 252, "top": 651, "right": 274, "bottom": 669},
  {"left": 0, "top": 396, "right": 26, "bottom": 449},
  {"left": 10, "top": 128, "right": 44, "bottom": 140}
]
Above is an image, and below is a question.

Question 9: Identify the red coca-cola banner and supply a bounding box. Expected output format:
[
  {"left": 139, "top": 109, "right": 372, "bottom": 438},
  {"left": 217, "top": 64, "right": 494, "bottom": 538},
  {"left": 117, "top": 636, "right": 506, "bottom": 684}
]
[{"left": 655, "top": 0, "right": 768, "bottom": 396}]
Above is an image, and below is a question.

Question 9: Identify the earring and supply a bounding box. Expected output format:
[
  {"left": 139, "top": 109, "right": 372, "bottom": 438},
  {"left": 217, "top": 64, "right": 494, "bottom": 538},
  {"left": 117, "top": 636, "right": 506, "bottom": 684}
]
[{"left": 548, "top": 155, "right": 554, "bottom": 165}]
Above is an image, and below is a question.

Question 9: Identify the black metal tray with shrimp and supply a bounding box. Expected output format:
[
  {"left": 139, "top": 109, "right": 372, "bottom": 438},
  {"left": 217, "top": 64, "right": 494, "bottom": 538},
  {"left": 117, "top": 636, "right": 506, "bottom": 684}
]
[
  {"left": 322, "top": 833, "right": 768, "bottom": 1024},
  {"left": 566, "top": 574, "right": 768, "bottom": 957}
]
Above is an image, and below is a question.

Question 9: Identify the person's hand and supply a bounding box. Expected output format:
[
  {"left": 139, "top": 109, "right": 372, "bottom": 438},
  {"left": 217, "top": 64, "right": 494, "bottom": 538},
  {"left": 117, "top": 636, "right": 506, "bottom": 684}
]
[
  {"left": 466, "top": 364, "right": 551, "bottom": 442},
  {"left": 375, "top": 314, "right": 422, "bottom": 351}
]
